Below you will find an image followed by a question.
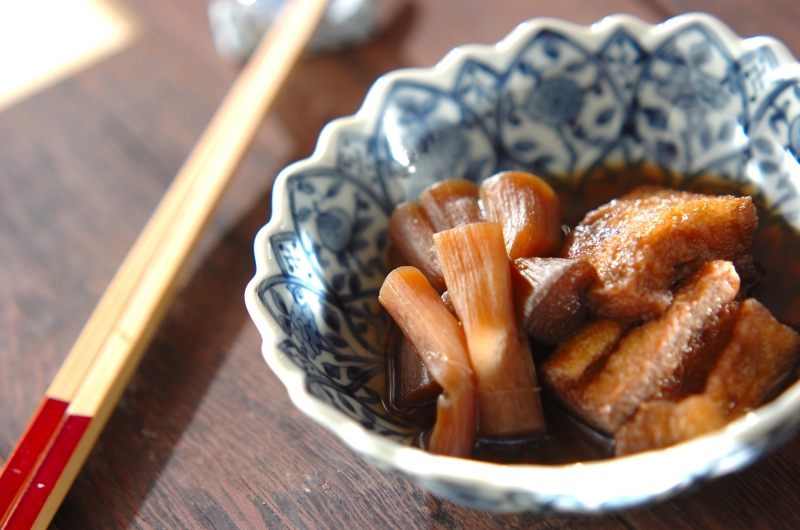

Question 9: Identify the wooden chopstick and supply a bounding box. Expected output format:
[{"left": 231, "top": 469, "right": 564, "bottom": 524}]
[
  {"left": 0, "top": 0, "right": 329, "bottom": 527},
  {"left": 0, "top": 60, "right": 220, "bottom": 525}
]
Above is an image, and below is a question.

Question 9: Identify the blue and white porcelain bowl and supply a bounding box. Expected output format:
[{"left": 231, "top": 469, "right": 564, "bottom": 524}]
[{"left": 245, "top": 13, "right": 800, "bottom": 513}]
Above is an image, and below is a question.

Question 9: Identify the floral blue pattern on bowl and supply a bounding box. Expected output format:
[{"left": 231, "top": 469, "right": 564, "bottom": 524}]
[{"left": 245, "top": 13, "right": 800, "bottom": 513}]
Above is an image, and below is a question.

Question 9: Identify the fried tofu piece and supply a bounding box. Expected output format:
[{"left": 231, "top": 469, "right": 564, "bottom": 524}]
[
  {"left": 570, "top": 261, "right": 740, "bottom": 433},
  {"left": 705, "top": 298, "right": 800, "bottom": 418},
  {"left": 511, "top": 257, "right": 598, "bottom": 345},
  {"left": 543, "top": 319, "right": 627, "bottom": 395},
  {"left": 658, "top": 301, "right": 740, "bottom": 400},
  {"left": 614, "top": 396, "right": 726, "bottom": 456},
  {"left": 615, "top": 298, "right": 800, "bottom": 456},
  {"left": 562, "top": 186, "right": 757, "bottom": 320}
]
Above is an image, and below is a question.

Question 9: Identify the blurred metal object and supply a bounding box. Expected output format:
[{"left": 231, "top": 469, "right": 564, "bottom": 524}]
[{"left": 208, "top": 0, "right": 380, "bottom": 60}]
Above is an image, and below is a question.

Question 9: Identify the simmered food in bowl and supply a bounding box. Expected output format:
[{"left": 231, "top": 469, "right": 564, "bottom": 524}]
[
  {"left": 380, "top": 172, "right": 800, "bottom": 462},
  {"left": 246, "top": 13, "right": 800, "bottom": 512}
]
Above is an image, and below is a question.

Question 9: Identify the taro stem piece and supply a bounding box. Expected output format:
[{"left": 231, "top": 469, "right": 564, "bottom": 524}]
[
  {"left": 434, "top": 221, "right": 546, "bottom": 437},
  {"left": 480, "top": 171, "right": 562, "bottom": 259},
  {"left": 419, "top": 179, "right": 482, "bottom": 232},
  {"left": 388, "top": 202, "right": 446, "bottom": 292},
  {"left": 379, "top": 266, "right": 477, "bottom": 457}
]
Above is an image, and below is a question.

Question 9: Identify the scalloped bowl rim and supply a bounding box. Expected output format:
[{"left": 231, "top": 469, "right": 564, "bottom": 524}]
[{"left": 245, "top": 12, "right": 800, "bottom": 512}]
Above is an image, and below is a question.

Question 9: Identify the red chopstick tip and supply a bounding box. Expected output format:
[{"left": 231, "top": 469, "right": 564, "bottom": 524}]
[
  {"left": 2, "top": 414, "right": 91, "bottom": 530},
  {"left": 0, "top": 398, "right": 68, "bottom": 521}
]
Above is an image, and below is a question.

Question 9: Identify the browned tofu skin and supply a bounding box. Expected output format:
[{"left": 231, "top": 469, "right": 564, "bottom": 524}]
[
  {"left": 511, "top": 257, "right": 598, "bottom": 345},
  {"left": 388, "top": 202, "right": 446, "bottom": 292},
  {"left": 614, "top": 396, "right": 726, "bottom": 456},
  {"left": 543, "top": 319, "right": 627, "bottom": 397},
  {"left": 705, "top": 298, "right": 800, "bottom": 418},
  {"left": 572, "top": 261, "right": 740, "bottom": 433},
  {"left": 562, "top": 186, "right": 757, "bottom": 320},
  {"left": 658, "top": 301, "right": 740, "bottom": 400},
  {"left": 419, "top": 179, "right": 482, "bottom": 232}
]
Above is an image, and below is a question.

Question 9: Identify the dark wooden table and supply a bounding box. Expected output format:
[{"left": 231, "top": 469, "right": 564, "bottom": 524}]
[{"left": 2, "top": 0, "right": 800, "bottom": 528}]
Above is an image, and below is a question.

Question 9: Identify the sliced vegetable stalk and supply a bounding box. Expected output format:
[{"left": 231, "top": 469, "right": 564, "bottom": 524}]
[
  {"left": 420, "top": 179, "right": 482, "bottom": 232},
  {"left": 388, "top": 202, "right": 446, "bottom": 292},
  {"left": 434, "top": 221, "right": 546, "bottom": 437},
  {"left": 440, "top": 290, "right": 457, "bottom": 319},
  {"left": 379, "top": 266, "right": 477, "bottom": 457},
  {"left": 480, "top": 171, "right": 563, "bottom": 259}
]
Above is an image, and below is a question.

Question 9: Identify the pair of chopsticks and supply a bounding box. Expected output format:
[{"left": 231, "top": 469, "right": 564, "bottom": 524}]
[{"left": 0, "top": 0, "right": 329, "bottom": 527}]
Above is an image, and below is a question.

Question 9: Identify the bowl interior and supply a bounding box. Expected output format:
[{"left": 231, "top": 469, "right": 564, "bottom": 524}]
[{"left": 246, "top": 13, "right": 800, "bottom": 512}]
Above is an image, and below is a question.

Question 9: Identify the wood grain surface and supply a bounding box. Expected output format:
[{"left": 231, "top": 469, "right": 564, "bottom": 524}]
[{"left": 1, "top": 0, "right": 799, "bottom": 528}]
